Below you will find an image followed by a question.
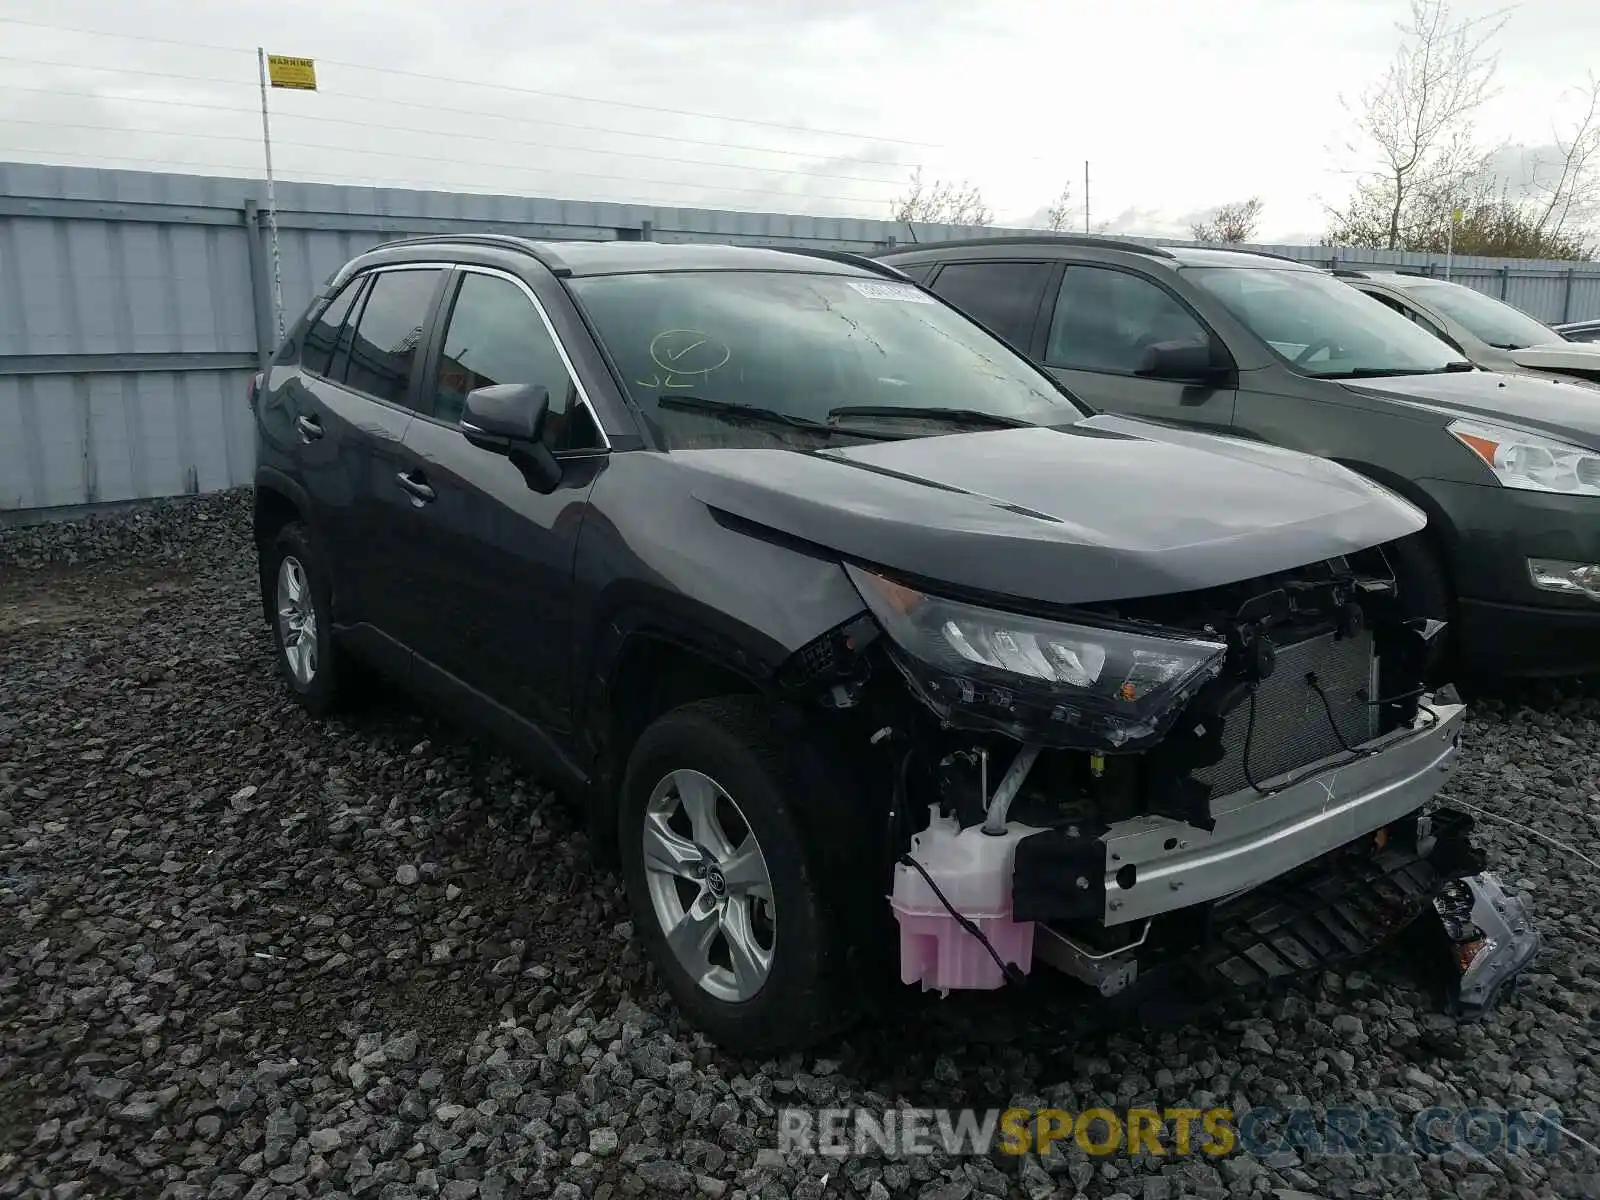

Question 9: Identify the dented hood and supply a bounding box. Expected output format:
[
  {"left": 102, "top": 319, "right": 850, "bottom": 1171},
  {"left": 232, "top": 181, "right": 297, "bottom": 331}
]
[{"left": 679, "top": 415, "right": 1425, "bottom": 607}]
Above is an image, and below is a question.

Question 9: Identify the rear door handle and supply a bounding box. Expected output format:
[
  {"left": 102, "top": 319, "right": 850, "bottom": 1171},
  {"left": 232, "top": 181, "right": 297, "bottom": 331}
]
[
  {"left": 396, "top": 469, "right": 436, "bottom": 504},
  {"left": 296, "top": 414, "right": 323, "bottom": 442}
]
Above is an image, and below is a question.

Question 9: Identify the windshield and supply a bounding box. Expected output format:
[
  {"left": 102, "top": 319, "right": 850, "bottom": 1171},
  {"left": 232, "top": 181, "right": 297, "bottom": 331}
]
[
  {"left": 567, "top": 270, "right": 1083, "bottom": 449},
  {"left": 1391, "top": 279, "right": 1558, "bottom": 350},
  {"left": 1187, "top": 266, "right": 1465, "bottom": 378}
]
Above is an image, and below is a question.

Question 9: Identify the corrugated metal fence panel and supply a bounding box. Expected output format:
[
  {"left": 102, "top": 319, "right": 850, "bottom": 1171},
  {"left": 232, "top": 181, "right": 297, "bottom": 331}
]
[
  {"left": 4, "top": 160, "right": 1600, "bottom": 517},
  {"left": 0, "top": 369, "right": 254, "bottom": 511}
]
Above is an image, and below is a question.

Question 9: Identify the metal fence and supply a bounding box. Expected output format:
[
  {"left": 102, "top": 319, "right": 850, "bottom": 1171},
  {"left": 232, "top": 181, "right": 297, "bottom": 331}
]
[{"left": 4, "top": 159, "right": 1600, "bottom": 520}]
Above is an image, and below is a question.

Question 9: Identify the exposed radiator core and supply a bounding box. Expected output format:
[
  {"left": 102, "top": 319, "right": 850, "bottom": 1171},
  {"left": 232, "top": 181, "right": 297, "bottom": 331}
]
[{"left": 1196, "top": 628, "right": 1377, "bottom": 798}]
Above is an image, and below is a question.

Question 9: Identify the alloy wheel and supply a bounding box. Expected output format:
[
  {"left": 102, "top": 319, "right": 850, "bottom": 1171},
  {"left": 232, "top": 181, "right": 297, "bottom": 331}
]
[
  {"left": 275, "top": 555, "right": 319, "bottom": 686},
  {"left": 641, "top": 768, "right": 776, "bottom": 1002}
]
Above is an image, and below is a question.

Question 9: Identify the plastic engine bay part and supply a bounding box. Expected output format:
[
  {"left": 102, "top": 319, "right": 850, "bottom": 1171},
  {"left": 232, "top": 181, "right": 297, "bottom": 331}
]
[{"left": 1433, "top": 870, "right": 1543, "bottom": 1021}]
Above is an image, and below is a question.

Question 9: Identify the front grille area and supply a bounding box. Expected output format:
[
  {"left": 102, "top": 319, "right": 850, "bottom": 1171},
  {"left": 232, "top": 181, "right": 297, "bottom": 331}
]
[{"left": 1195, "top": 628, "right": 1377, "bottom": 797}]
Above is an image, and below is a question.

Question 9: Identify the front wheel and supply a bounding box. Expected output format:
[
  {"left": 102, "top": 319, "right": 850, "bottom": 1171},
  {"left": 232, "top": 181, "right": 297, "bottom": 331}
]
[
  {"left": 618, "top": 697, "right": 854, "bottom": 1055},
  {"left": 1387, "top": 531, "right": 1455, "bottom": 685}
]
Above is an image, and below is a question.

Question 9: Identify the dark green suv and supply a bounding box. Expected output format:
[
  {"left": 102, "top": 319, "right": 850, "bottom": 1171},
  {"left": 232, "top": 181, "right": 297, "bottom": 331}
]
[{"left": 876, "top": 237, "right": 1600, "bottom": 678}]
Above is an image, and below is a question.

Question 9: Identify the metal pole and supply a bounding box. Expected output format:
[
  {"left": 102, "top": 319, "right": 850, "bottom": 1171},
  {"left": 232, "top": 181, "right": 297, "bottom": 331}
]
[
  {"left": 257, "top": 47, "right": 285, "bottom": 347},
  {"left": 1083, "top": 161, "right": 1090, "bottom": 234},
  {"left": 1444, "top": 201, "right": 1454, "bottom": 283},
  {"left": 243, "top": 199, "right": 274, "bottom": 376}
]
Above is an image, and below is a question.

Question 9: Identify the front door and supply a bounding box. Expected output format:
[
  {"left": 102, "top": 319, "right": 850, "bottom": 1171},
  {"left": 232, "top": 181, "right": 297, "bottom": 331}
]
[
  {"left": 1038, "top": 264, "right": 1237, "bottom": 433},
  {"left": 398, "top": 266, "right": 608, "bottom": 735}
]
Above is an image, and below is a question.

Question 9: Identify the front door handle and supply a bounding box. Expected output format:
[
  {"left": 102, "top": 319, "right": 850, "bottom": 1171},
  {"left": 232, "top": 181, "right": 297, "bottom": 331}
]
[
  {"left": 396, "top": 470, "right": 436, "bottom": 505},
  {"left": 296, "top": 414, "right": 324, "bottom": 442}
]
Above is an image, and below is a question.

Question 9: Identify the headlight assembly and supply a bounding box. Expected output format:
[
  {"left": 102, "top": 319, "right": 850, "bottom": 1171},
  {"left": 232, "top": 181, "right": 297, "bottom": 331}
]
[
  {"left": 1449, "top": 418, "right": 1600, "bottom": 496},
  {"left": 846, "top": 564, "right": 1228, "bottom": 751}
]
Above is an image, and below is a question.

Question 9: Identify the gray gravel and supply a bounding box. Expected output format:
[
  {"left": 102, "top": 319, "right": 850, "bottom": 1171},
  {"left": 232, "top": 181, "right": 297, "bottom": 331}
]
[{"left": 3, "top": 491, "right": 1600, "bottom": 1200}]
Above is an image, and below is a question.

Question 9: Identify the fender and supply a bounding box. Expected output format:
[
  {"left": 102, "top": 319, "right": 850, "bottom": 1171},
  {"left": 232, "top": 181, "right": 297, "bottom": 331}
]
[{"left": 253, "top": 464, "right": 312, "bottom": 526}]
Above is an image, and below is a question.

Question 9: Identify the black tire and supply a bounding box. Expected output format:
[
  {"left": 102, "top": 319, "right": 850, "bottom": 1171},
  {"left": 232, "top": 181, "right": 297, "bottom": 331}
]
[
  {"left": 618, "top": 696, "right": 857, "bottom": 1055},
  {"left": 1387, "top": 530, "right": 1455, "bottom": 684},
  {"left": 262, "top": 522, "right": 344, "bottom": 717}
]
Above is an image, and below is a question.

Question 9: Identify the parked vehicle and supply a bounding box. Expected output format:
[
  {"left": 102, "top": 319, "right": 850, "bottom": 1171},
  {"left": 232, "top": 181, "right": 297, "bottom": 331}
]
[
  {"left": 875, "top": 237, "right": 1600, "bottom": 679},
  {"left": 1556, "top": 318, "right": 1600, "bottom": 344},
  {"left": 1337, "top": 270, "right": 1600, "bottom": 384},
  {"left": 252, "top": 236, "right": 1488, "bottom": 1053}
]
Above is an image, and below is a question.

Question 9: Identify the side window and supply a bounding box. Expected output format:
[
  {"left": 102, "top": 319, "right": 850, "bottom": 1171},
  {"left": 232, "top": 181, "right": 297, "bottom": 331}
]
[
  {"left": 1046, "top": 266, "right": 1209, "bottom": 374},
  {"left": 927, "top": 261, "right": 1054, "bottom": 351},
  {"left": 1367, "top": 291, "right": 1458, "bottom": 349},
  {"left": 343, "top": 269, "right": 445, "bottom": 408},
  {"left": 432, "top": 272, "right": 600, "bottom": 451},
  {"left": 891, "top": 262, "right": 936, "bottom": 285},
  {"left": 301, "top": 277, "right": 364, "bottom": 377}
]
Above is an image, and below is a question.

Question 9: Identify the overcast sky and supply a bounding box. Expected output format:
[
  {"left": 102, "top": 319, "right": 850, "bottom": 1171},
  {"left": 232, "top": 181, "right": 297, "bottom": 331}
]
[{"left": 1, "top": 0, "right": 1596, "bottom": 241}]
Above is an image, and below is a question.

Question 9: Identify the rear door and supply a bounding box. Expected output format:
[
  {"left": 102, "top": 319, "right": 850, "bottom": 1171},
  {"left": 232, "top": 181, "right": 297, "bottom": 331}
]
[
  {"left": 270, "top": 274, "right": 368, "bottom": 611},
  {"left": 316, "top": 265, "right": 450, "bottom": 647},
  {"left": 398, "top": 265, "right": 608, "bottom": 736},
  {"left": 1036, "top": 263, "right": 1237, "bottom": 432}
]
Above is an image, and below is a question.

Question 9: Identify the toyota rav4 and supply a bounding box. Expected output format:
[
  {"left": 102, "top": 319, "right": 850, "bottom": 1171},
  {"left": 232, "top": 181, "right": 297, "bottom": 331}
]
[{"left": 250, "top": 236, "right": 1511, "bottom": 1054}]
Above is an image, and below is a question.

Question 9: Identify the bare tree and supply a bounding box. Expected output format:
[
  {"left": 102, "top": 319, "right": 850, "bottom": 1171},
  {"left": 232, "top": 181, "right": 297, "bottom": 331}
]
[
  {"left": 1190, "top": 197, "right": 1264, "bottom": 244},
  {"left": 1525, "top": 73, "right": 1600, "bottom": 243},
  {"left": 1329, "top": 0, "right": 1507, "bottom": 249},
  {"left": 1042, "top": 182, "right": 1075, "bottom": 231},
  {"left": 890, "top": 167, "right": 993, "bottom": 227}
]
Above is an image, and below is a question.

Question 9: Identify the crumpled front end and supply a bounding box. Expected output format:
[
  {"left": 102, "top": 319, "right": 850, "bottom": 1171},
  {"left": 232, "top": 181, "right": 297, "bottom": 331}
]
[{"left": 784, "top": 542, "right": 1531, "bottom": 1011}]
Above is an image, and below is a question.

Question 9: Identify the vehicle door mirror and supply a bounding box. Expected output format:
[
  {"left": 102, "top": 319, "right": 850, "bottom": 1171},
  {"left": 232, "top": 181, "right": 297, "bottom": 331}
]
[
  {"left": 460, "top": 383, "right": 562, "bottom": 493},
  {"left": 1134, "top": 339, "right": 1227, "bottom": 383}
]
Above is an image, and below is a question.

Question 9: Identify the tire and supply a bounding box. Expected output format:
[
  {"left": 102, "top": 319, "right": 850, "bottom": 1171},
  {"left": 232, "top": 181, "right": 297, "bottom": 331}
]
[
  {"left": 618, "top": 696, "right": 856, "bottom": 1055},
  {"left": 1386, "top": 531, "right": 1455, "bottom": 685},
  {"left": 263, "top": 522, "right": 344, "bottom": 717}
]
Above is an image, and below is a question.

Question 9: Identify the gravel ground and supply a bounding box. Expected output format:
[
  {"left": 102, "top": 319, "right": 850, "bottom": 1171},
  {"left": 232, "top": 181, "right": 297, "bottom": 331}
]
[{"left": 2, "top": 491, "right": 1599, "bottom": 1200}]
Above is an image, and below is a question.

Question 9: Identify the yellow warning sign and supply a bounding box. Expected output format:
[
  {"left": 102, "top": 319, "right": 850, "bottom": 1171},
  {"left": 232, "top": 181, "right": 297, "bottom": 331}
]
[{"left": 266, "top": 55, "right": 317, "bottom": 91}]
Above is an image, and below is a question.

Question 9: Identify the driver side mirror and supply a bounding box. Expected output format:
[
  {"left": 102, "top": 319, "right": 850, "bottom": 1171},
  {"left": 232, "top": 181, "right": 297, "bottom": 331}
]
[
  {"left": 461, "top": 383, "right": 562, "bottom": 493},
  {"left": 1134, "top": 339, "right": 1229, "bottom": 384}
]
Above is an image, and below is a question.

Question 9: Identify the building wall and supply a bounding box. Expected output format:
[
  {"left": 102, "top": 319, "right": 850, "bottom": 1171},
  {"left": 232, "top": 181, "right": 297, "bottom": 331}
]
[{"left": 4, "top": 160, "right": 1600, "bottom": 519}]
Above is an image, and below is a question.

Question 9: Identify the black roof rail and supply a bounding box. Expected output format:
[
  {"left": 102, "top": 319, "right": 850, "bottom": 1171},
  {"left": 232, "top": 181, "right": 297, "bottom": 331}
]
[
  {"left": 1330, "top": 267, "right": 1373, "bottom": 278},
  {"left": 871, "top": 233, "right": 1177, "bottom": 260},
  {"left": 363, "top": 232, "right": 574, "bottom": 276},
  {"left": 774, "top": 246, "right": 917, "bottom": 280}
]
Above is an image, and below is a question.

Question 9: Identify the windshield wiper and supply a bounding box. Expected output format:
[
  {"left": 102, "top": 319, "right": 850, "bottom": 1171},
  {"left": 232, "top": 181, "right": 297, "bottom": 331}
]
[
  {"left": 657, "top": 394, "right": 835, "bottom": 432},
  {"left": 1319, "top": 362, "right": 1476, "bottom": 378},
  {"left": 826, "top": 405, "right": 1036, "bottom": 430}
]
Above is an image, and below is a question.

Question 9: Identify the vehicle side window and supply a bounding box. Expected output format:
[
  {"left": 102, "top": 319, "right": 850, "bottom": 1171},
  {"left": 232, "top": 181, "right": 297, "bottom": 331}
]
[
  {"left": 1366, "top": 291, "right": 1458, "bottom": 349},
  {"left": 927, "top": 261, "right": 1053, "bottom": 350},
  {"left": 1046, "top": 266, "right": 1209, "bottom": 374},
  {"left": 432, "top": 271, "right": 601, "bottom": 451},
  {"left": 301, "top": 277, "right": 364, "bottom": 377},
  {"left": 343, "top": 269, "right": 445, "bottom": 409},
  {"left": 892, "top": 262, "right": 936, "bottom": 285}
]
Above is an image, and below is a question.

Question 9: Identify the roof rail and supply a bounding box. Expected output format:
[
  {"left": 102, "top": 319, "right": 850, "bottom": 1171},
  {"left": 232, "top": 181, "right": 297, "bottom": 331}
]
[
  {"left": 363, "top": 232, "right": 573, "bottom": 276},
  {"left": 774, "top": 246, "right": 917, "bottom": 280},
  {"left": 1330, "top": 267, "right": 1372, "bottom": 278},
  {"left": 871, "top": 233, "right": 1177, "bottom": 260}
]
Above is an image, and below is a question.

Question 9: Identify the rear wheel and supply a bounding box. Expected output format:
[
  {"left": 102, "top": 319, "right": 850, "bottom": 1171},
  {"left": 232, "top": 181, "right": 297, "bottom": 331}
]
[
  {"left": 263, "top": 522, "right": 346, "bottom": 716},
  {"left": 618, "top": 697, "right": 855, "bottom": 1054}
]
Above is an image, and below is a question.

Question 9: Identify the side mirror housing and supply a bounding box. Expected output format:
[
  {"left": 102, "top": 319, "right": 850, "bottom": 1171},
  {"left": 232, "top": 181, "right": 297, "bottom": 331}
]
[
  {"left": 460, "top": 383, "right": 562, "bottom": 493},
  {"left": 1134, "top": 339, "right": 1229, "bottom": 383},
  {"left": 461, "top": 383, "right": 549, "bottom": 446}
]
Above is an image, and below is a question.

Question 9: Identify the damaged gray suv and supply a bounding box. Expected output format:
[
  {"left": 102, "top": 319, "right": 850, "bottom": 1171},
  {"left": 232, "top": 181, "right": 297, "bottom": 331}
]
[{"left": 251, "top": 237, "right": 1533, "bottom": 1054}]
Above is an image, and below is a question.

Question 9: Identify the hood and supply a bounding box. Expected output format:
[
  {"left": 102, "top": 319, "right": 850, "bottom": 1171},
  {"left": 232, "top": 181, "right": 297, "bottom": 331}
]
[
  {"left": 677, "top": 417, "right": 1425, "bottom": 607},
  {"left": 1507, "top": 342, "right": 1600, "bottom": 373},
  {"left": 1340, "top": 369, "right": 1600, "bottom": 446}
]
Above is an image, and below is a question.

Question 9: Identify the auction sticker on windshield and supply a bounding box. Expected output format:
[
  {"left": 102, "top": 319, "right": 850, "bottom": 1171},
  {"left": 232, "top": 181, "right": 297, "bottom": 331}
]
[{"left": 845, "top": 280, "right": 935, "bottom": 303}]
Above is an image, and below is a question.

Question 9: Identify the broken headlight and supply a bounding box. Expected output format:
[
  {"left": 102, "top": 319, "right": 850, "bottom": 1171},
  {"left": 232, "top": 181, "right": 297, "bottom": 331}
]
[{"left": 846, "top": 565, "right": 1228, "bottom": 751}]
